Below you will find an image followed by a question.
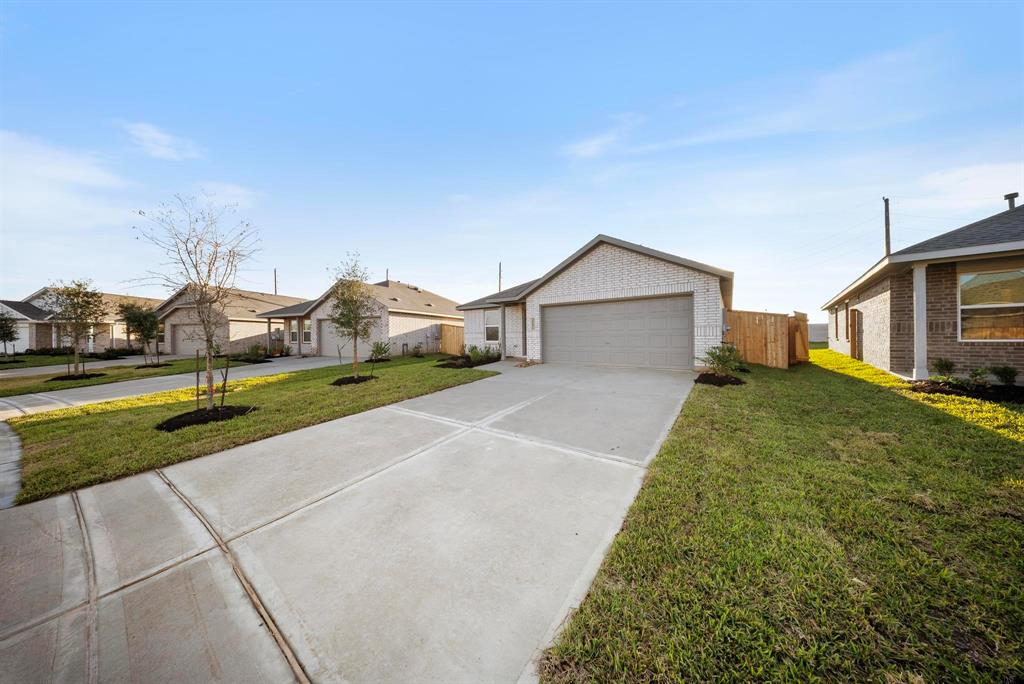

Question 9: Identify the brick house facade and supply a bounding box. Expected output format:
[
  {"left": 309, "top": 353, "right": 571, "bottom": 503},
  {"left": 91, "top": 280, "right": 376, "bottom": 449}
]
[
  {"left": 824, "top": 203, "right": 1024, "bottom": 379},
  {"left": 458, "top": 235, "right": 733, "bottom": 369}
]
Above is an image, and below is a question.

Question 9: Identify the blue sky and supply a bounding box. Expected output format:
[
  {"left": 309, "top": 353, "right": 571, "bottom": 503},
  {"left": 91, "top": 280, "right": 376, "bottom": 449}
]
[{"left": 1, "top": 1, "right": 1021, "bottom": 321}]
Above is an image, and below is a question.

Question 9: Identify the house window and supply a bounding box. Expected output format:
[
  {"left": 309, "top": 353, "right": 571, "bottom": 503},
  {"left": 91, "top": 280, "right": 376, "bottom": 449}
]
[
  {"left": 156, "top": 322, "right": 165, "bottom": 345},
  {"left": 290, "top": 319, "right": 312, "bottom": 343},
  {"left": 484, "top": 309, "right": 499, "bottom": 342},
  {"left": 959, "top": 268, "right": 1024, "bottom": 341}
]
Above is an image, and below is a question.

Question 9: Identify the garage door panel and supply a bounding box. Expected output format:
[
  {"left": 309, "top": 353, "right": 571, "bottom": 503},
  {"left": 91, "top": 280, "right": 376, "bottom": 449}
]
[{"left": 542, "top": 297, "right": 693, "bottom": 369}]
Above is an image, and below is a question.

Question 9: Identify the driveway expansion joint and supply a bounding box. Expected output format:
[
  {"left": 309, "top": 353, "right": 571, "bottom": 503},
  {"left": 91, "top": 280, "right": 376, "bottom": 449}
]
[
  {"left": 71, "top": 491, "right": 99, "bottom": 684},
  {"left": 154, "top": 469, "right": 311, "bottom": 684}
]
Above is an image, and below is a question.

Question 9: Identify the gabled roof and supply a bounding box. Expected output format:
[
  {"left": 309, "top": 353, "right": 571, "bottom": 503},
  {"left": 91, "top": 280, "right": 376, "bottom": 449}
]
[
  {"left": 892, "top": 206, "right": 1023, "bottom": 256},
  {"left": 257, "top": 280, "right": 463, "bottom": 319},
  {"left": 17, "top": 289, "right": 164, "bottom": 322},
  {"left": 0, "top": 300, "right": 52, "bottom": 321},
  {"left": 156, "top": 287, "right": 307, "bottom": 320},
  {"left": 457, "top": 234, "right": 734, "bottom": 310},
  {"left": 821, "top": 204, "right": 1024, "bottom": 310}
]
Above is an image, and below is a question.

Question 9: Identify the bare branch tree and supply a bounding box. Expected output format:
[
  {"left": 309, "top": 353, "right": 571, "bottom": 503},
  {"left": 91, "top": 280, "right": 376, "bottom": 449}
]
[{"left": 136, "top": 195, "right": 258, "bottom": 411}]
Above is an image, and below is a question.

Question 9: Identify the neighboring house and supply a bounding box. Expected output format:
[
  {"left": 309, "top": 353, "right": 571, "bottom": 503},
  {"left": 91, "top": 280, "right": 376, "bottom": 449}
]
[
  {"left": 0, "top": 290, "right": 163, "bottom": 352},
  {"left": 257, "top": 280, "right": 464, "bottom": 358},
  {"left": 822, "top": 195, "right": 1024, "bottom": 379},
  {"left": 155, "top": 288, "right": 306, "bottom": 356},
  {"left": 457, "top": 234, "right": 734, "bottom": 369}
]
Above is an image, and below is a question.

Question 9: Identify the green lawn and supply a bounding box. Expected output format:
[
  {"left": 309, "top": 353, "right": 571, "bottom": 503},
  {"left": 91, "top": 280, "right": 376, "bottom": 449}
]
[
  {"left": 541, "top": 349, "right": 1023, "bottom": 682},
  {"left": 12, "top": 355, "right": 494, "bottom": 504},
  {"left": 0, "top": 357, "right": 245, "bottom": 397},
  {"left": 0, "top": 353, "right": 141, "bottom": 370}
]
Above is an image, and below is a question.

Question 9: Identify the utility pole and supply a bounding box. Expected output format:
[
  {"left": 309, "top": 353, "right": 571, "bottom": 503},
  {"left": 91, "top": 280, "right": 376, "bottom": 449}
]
[
  {"left": 273, "top": 268, "right": 278, "bottom": 294},
  {"left": 498, "top": 262, "right": 502, "bottom": 291},
  {"left": 883, "top": 197, "right": 891, "bottom": 256}
]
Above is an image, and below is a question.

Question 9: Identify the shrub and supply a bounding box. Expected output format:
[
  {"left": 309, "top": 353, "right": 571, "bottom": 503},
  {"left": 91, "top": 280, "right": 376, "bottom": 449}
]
[
  {"left": 282, "top": 345, "right": 292, "bottom": 357},
  {"left": 412, "top": 343, "right": 424, "bottom": 358},
  {"left": 466, "top": 345, "right": 500, "bottom": 365},
  {"left": 989, "top": 365, "right": 1018, "bottom": 386},
  {"left": 371, "top": 341, "right": 391, "bottom": 360},
  {"left": 931, "top": 357, "right": 955, "bottom": 375},
  {"left": 701, "top": 344, "right": 743, "bottom": 375},
  {"left": 967, "top": 368, "right": 990, "bottom": 388}
]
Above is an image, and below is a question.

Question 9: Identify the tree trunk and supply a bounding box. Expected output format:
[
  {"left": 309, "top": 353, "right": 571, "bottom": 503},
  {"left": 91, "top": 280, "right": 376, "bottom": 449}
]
[
  {"left": 73, "top": 343, "right": 80, "bottom": 376},
  {"left": 352, "top": 335, "right": 358, "bottom": 378},
  {"left": 205, "top": 349, "right": 215, "bottom": 411}
]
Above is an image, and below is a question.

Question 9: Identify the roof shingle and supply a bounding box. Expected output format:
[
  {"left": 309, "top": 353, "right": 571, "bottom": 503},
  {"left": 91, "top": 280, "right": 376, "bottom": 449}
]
[{"left": 892, "top": 206, "right": 1024, "bottom": 256}]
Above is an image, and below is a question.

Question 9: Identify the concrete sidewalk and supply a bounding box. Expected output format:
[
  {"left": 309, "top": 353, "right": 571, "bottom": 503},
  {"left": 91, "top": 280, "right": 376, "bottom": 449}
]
[
  {"left": 0, "top": 355, "right": 189, "bottom": 378},
  {"left": 0, "top": 362, "right": 694, "bottom": 682},
  {"left": 0, "top": 355, "right": 339, "bottom": 420}
]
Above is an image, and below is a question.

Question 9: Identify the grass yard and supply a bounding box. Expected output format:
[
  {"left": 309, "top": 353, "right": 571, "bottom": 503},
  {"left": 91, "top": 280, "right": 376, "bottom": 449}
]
[
  {"left": 541, "top": 349, "right": 1023, "bottom": 682},
  {"left": 0, "top": 357, "right": 244, "bottom": 397},
  {"left": 12, "top": 355, "right": 494, "bottom": 504}
]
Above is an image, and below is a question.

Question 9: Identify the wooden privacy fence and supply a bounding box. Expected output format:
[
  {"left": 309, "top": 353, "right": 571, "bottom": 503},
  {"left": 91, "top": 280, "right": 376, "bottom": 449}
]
[
  {"left": 724, "top": 310, "right": 809, "bottom": 369},
  {"left": 439, "top": 324, "right": 464, "bottom": 356}
]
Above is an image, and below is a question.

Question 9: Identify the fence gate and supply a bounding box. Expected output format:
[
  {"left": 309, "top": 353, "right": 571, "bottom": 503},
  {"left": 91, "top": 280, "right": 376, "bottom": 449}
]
[{"left": 439, "top": 324, "right": 464, "bottom": 356}]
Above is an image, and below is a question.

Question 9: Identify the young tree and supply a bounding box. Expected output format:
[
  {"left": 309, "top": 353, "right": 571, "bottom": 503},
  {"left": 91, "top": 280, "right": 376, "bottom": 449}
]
[
  {"left": 0, "top": 311, "right": 17, "bottom": 358},
  {"left": 137, "top": 195, "right": 257, "bottom": 411},
  {"left": 44, "top": 281, "right": 107, "bottom": 375},
  {"left": 327, "top": 255, "right": 378, "bottom": 379},
  {"left": 118, "top": 303, "right": 160, "bottom": 365}
]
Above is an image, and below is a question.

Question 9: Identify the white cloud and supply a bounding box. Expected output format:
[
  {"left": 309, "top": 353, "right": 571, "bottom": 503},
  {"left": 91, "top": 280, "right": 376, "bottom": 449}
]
[
  {"left": 120, "top": 121, "right": 202, "bottom": 160},
  {"left": 562, "top": 113, "right": 642, "bottom": 159}
]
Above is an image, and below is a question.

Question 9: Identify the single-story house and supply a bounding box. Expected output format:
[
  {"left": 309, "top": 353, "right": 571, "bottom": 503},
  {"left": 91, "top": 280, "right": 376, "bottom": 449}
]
[
  {"left": 457, "top": 234, "right": 734, "bottom": 369},
  {"left": 0, "top": 289, "right": 163, "bottom": 352},
  {"left": 155, "top": 288, "right": 306, "bottom": 356},
  {"left": 822, "top": 195, "right": 1023, "bottom": 379},
  {"left": 256, "top": 279, "right": 464, "bottom": 358}
]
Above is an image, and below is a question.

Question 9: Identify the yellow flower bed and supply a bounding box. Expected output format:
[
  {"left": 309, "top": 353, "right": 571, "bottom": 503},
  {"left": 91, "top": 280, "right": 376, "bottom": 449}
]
[{"left": 811, "top": 349, "right": 1024, "bottom": 443}]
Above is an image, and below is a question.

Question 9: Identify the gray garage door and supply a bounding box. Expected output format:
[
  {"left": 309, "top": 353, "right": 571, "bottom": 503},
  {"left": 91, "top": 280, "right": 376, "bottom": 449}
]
[{"left": 542, "top": 296, "right": 694, "bottom": 369}]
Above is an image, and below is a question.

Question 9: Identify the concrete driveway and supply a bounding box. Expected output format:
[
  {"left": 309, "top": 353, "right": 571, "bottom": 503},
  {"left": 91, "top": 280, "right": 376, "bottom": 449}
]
[
  {"left": 0, "top": 362, "right": 694, "bottom": 683},
  {"left": 0, "top": 355, "right": 339, "bottom": 420}
]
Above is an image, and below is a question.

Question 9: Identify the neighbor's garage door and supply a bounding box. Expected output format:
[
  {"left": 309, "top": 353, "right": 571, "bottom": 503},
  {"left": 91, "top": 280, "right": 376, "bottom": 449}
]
[
  {"left": 317, "top": 318, "right": 382, "bottom": 359},
  {"left": 542, "top": 296, "right": 693, "bottom": 369},
  {"left": 173, "top": 324, "right": 206, "bottom": 357}
]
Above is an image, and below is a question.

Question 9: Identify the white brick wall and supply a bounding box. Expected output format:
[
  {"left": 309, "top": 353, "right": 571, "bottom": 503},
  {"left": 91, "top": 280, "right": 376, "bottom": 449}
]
[{"left": 524, "top": 243, "right": 725, "bottom": 365}]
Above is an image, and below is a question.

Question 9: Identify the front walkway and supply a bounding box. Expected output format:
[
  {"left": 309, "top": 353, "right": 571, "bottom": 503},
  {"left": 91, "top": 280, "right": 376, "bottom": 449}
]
[{"left": 0, "top": 362, "right": 694, "bottom": 682}]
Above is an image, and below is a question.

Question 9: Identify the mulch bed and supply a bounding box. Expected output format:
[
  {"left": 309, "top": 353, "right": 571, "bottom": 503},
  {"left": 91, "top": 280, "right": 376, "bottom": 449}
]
[
  {"left": 0, "top": 359, "right": 25, "bottom": 365},
  {"left": 46, "top": 373, "right": 107, "bottom": 382},
  {"left": 368, "top": 358, "right": 391, "bottom": 363},
  {"left": 695, "top": 372, "right": 746, "bottom": 387},
  {"left": 435, "top": 355, "right": 495, "bottom": 369},
  {"left": 331, "top": 375, "right": 378, "bottom": 386},
  {"left": 910, "top": 380, "right": 1024, "bottom": 404},
  {"left": 136, "top": 363, "right": 173, "bottom": 369},
  {"left": 155, "top": 405, "right": 256, "bottom": 432}
]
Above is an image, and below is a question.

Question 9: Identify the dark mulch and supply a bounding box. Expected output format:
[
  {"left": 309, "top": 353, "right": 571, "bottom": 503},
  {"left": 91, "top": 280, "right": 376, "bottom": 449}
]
[
  {"left": 910, "top": 380, "right": 1024, "bottom": 404},
  {"left": 368, "top": 357, "right": 391, "bottom": 363},
  {"left": 695, "top": 372, "right": 746, "bottom": 387},
  {"left": 155, "top": 405, "right": 256, "bottom": 432},
  {"left": 46, "top": 373, "right": 107, "bottom": 382},
  {"left": 435, "top": 355, "right": 495, "bottom": 369},
  {"left": 135, "top": 363, "right": 173, "bottom": 369},
  {"left": 331, "top": 375, "right": 378, "bottom": 386},
  {"left": 0, "top": 359, "right": 25, "bottom": 365}
]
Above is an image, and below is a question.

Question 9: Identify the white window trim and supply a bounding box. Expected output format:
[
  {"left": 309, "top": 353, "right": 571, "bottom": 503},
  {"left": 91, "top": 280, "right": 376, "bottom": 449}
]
[
  {"left": 957, "top": 267, "right": 1024, "bottom": 343},
  {"left": 484, "top": 309, "right": 499, "bottom": 343}
]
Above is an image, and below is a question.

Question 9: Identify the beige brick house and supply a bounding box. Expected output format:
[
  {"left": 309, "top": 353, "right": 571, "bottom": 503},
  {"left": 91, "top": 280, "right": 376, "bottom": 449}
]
[
  {"left": 155, "top": 288, "right": 306, "bottom": 356},
  {"left": 0, "top": 289, "right": 163, "bottom": 352},
  {"left": 256, "top": 280, "right": 463, "bottom": 359},
  {"left": 457, "top": 235, "right": 734, "bottom": 369},
  {"left": 822, "top": 196, "right": 1024, "bottom": 379}
]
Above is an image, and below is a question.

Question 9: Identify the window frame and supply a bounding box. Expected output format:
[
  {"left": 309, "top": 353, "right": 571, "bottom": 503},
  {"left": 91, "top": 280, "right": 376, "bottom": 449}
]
[
  {"left": 302, "top": 319, "right": 312, "bottom": 344},
  {"left": 155, "top": 322, "right": 165, "bottom": 345},
  {"left": 484, "top": 308, "right": 500, "bottom": 343},
  {"left": 957, "top": 267, "right": 1024, "bottom": 343}
]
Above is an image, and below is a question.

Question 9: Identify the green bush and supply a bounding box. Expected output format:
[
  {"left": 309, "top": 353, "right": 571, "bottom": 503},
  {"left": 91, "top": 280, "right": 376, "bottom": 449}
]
[
  {"left": 371, "top": 341, "right": 391, "bottom": 360},
  {"left": 931, "top": 357, "right": 955, "bottom": 375},
  {"left": 989, "top": 365, "right": 1018, "bottom": 386},
  {"left": 967, "top": 367, "right": 990, "bottom": 388},
  {"left": 701, "top": 344, "right": 743, "bottom": 375},
  {"left": 466, "top": 345, "right": 500, "bottom": 365}
]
